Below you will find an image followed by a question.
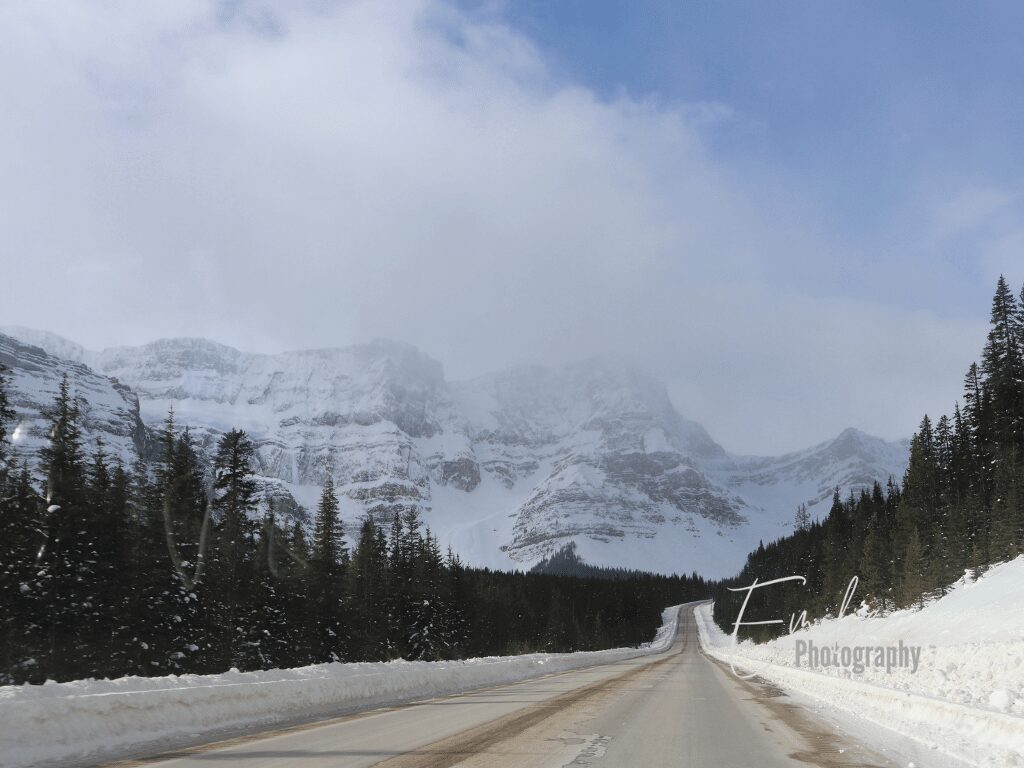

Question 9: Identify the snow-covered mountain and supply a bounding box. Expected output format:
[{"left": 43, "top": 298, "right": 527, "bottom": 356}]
[
  {"left": 0, "top": 333, "right": 148, "bottom": 466},
  {"left": 0, "top": 328, "right": 909, "bottom": 577}
]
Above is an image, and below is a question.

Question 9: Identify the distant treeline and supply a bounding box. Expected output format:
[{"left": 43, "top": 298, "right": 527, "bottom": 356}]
[
  {"left": 0, "top": 375, "right": 707, "bottom": 685},
  {"left": 713, "top": 277, "right": 1024, "bottom": 639}
]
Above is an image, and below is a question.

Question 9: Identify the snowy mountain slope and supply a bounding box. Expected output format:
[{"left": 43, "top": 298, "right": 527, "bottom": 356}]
[
  {"left": 0, "top": 333, "right": 147, "bottom": 469},
  {"left": 94, "top": 337, "right": 451, "bottom": 524},
  {"left": 445, "top": 360, "right": 746, "bottom": 571},
  {"left": 716, "top": 428, "right": 911, "bottom": 520},
  {"left": 0, "top": 328, "right": 909, "bottom": 576}
]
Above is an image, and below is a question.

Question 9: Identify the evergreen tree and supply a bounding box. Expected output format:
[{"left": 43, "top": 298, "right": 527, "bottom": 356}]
[
  {"left": 820, "top": 489, "right": 850, "bottom": 615},
  {"left": 35, "top": 375, "right": 90, "bottom": 679},
  {"left": 989, "top": 449, "right": 1022, "bottom": 562},
  {"left": 0, "top": 461, "right": 42, "bottom": 682},
  {"left": 246, "top": 500, "right": 294, "bottom": 668},
  {"left": 860, "top": 508, "right": 893, "bottom": 611},
  {"left": 284, "top": 518, "right": 314, "bottom": 665},
  {"left": 900, "top": 527, "right": 927, "bottom": 609},
  {"left": 209, "top": 429, "right": 258, "bottom": 668},
  {"left": 794, "top": 503, "right": 811, "bottom": 532},
  {"left": 81, "top": 439, "right": 124, "bottom": 676},
  {"left": 981, "top": 276, "right": 1023, "bottom": 451},
  {"left": 408, "top": 530, "right": 446, "bottom": 660},
  {"left": 163, "top": 429, "right": 210, "bottom": 587},
  {"left": 0, "top": 363, "right": 14, "bottom": 476},
  {"left": 310, "top": 478, "right": 347, "bottom": 662},
  {"left": 348, "top": 517, "right": 388, "bottom": 659},
  {"left": 39, "top": 375, "right": 85, "bottom": 513},
  {"left": 212, "top": 430, "right": 258, "bottom": 533}
]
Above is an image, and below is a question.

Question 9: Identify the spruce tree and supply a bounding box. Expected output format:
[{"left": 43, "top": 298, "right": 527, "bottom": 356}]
[
  {"left": 860, "top": 509, "right": 893, "bottom": 611},
  {"left": 80, "top": 439, "right": 120, "bottom": 676},
  {"left": 981, "top": 276, "right": 1022, "bottom": 450},
  {"left": 408, "top": 530, "right": 445, "bottom": 660},
  {"left": 163, "top": 429, "right": 210, "bottom": 587},
  {"left": 445, "top": 548, "right": 472, "bottom": 657},
  {"left": 210, "top": 429, "right": 258, "bottom": 668},
  {"left": 794, "top": 503, "right": 810, "bottom": 532},
  {"left": 348, "top": 517, "right": 388, "bottom": 659},
  {"left": 0, "top": 462, "right": 42, "bottom": 682},
  {"left": 246, "top": 500, "right": 293, "bottom": 669},
  {"left": 310, "top": 478, "right": 347, "bottom": 662},
  {"left": 35, "top": 375, "right": 90, "bottom": 679},
  {"left": 285, "top": 519, "right": 314, "bottom": 665},
  {"left": 900, "top": 528, "right": 927, "bottom": 609},
  {"left": 820, "top": 489, "right": 849, "bottom": 615}
]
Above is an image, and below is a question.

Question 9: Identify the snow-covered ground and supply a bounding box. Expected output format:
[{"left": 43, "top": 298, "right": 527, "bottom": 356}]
[
  {"left": 696, "top": 557, "right": 1024, "bottom": 767},
  {"left": 0, "top": 606, "right": 681, "bottom": 768}
]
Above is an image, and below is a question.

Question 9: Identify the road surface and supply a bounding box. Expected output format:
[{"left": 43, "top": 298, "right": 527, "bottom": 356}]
[{"left": 107, "top": 605, "right": 891, "bottom": 767}]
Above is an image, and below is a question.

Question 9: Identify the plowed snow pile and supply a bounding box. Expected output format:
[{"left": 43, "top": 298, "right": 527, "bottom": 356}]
[
  {"left": 697, "top": 556, "right": 1024, "bottom": 767},
  {"left": 1, "top": 605, "right": 680, "bottom": 768}
]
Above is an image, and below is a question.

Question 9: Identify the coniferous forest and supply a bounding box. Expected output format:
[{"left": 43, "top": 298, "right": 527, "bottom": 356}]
[
  {"left": 6, "top": 277, "right": 1020, "bottom": 684},
  {"left": 0, "top": 374, "right": 706, "bottom": 685},
  {"left": 713, "top": 277, "right": 1024, "bottom": 638}
]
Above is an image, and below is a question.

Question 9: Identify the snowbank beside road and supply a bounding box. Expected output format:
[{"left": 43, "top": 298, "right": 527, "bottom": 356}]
[
  {"left": 696, "top": 558, "right": 1024, "bottom": 768},
  {"left": 1, "top": 605, "right": 681, "bottom": 768}
]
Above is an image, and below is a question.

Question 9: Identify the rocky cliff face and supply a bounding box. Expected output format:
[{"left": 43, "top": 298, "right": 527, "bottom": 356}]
[
  {"left": 0, "top": 328, "right": 909, "bottom": 577},
  {"left": 446, "top": 361, "right": 746, "bottom": 566},
  {"left": 0, "top": 333, "right": 148, "bottom": 468}
]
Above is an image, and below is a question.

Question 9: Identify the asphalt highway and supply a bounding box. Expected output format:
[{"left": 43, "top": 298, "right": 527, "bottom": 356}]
[{"left": 108, "top": 605, "right": 892, "bottom": 768}]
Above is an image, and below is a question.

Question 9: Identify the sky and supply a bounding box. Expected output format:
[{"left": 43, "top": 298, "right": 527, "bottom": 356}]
[{"left": 1, "top": 0, "right": 1022, "bottom": 454}]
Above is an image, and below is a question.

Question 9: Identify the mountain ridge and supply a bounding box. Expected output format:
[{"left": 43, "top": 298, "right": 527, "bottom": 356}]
[{"left": 0, "top": 327, "right": 909, "bottom": 577}]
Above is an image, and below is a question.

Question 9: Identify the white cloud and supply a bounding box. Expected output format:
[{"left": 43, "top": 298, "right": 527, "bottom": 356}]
[{"left": 0, "top": 0, "right": 991, "bottom": 453}]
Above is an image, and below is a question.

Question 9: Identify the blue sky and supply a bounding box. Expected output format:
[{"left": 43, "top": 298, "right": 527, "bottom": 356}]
[
  {"left": 1, "top": 1, "right": 1020, "bottom": 452},
  {"left": 483, "top": 0, "right": 1024, "bottom": 315}
]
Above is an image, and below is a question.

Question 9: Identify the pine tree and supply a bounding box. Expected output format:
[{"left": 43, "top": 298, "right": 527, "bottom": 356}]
[
  {"left": 900, "top": 527, "right": 927, "bottom": 609},
  {"left": 981, "top": 276, "right": 1023, "bottom": 450},
  {"left": 0, "top": 460, "right": 42, "bottom": 683},
  {"left": 163, "top": 429, "right": 210, "bottom": 587},
  {"left": 385, "top": 511, "right": 407, "bottom": 657},
  {"left": 794, "top": 503, "right": 811, "bottom": 532},
  {"left": 209, "top": 429, "right": 258, "bottom": 668},
  {"left": 81, "top": 439, "right": 120, "bottom": 676},
  {"left": 156, "top": 408, "right": 176, "bottom": 492},
  {"left": 310, "top": 478, "right": 347, "bottom": 662},
  {"left": 35, "top": 375, "right": 91, "bottom": 679},
  {"left": 962, "top": 361, "right": 992, "bottom": 499},
  {"left": 283, "top": 518, "right": 314, "bottom": 665},
  {"left": 408, "top": 530, "right": 445, "bottom": 660},
  {"left": 820, "top": 489, "right": 850, "bottom": 615},
  {"left": 120, "top": 453, "right": 165, "bottom": 675},
  {"left": 860, "top": 509, "right": 893, "bottom": 611},
  {"left": 245, "top": 500, "right": 293, "bottom": 669},
  {"left": 212, "top": 430, "right": 258, "bottom": 534},
  {"left": 348, "top": 517, "right": 388, "bottom": 659},
  {"left": 445, "top": 548, "right": 471, "bottom": 657},
  {"left": 39, "top": 375, "right": 85, "bottom": 513}
]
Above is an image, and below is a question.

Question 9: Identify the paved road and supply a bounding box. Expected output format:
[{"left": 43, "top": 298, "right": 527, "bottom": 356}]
[{"left": 111, "top": 605, "right": 891, "bottom": 768}]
